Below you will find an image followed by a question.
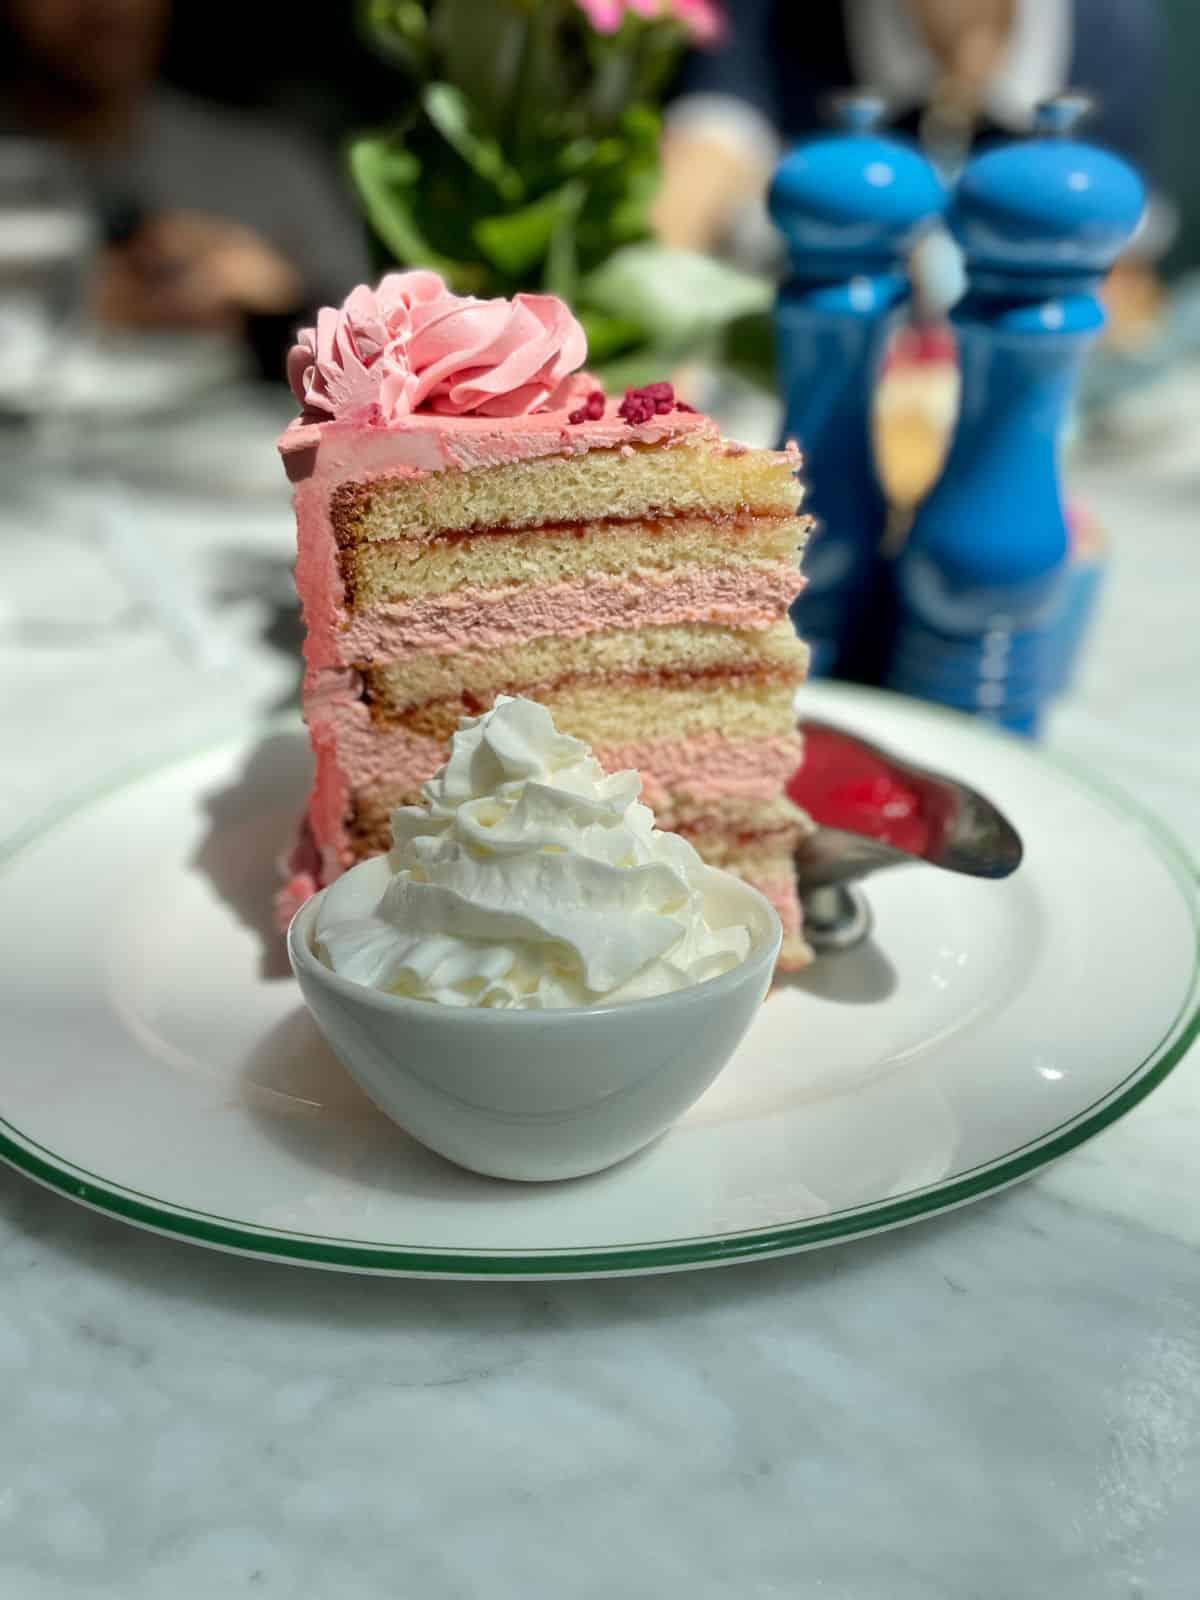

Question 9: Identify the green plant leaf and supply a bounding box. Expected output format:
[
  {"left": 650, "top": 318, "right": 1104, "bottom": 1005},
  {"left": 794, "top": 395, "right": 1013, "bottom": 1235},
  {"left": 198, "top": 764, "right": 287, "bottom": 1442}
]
[
  {"left": 434, "top": 0, "right": 532, "bottom": 134},
  {"left": 422, "top": 82, "right": 524, "bottom": 203},
  {"left": 629, "top": 19, "right": 688, "bottom": 104},
  {"left": 507, "top": 1, "right": 578, "bottom": 158},
  {"left": 582, "top": 243, "right": 772, "bottom": 355},
  {"left": 357, "top": 0, "right": 431, "bottom": 74},
  {"left": 619, "top": 102, "right": 661, "bottom": 154},
  {"left": 556, "top": 136, "right": 597, "bottom": 176},
  {"left": 543, "top": 179, "right": 585, "bottom": 301},
  {"left": 577, "top": 308, "right": 646, "bottom": 364},
  {"left": 473, "top": 183, "right": 578, "bottom": 278},
  {"left": 606, "top": 166, "right": 658, "bottom": 243},
  {"left": 348, "top": 134, "right": 466, "bottom": 282}
]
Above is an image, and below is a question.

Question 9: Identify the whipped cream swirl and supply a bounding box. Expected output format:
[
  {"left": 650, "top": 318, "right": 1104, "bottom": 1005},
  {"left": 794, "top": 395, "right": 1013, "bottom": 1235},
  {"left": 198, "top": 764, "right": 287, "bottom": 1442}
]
[
  {"left": 287, "top": 270, "right": 586, "bottom": 423},
  {"left": 314, "top": 697, "right": 751, "bottom": 1009}
]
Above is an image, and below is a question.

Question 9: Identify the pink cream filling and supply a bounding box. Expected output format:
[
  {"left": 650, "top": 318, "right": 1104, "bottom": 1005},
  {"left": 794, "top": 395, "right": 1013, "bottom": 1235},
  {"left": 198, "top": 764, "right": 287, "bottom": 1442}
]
[
  {"left": 338, "top": 565, "right": 804, "bottom": 662},
  {"left": 311, "top": 686, "right": 801, "bottom": 825},
  {"left": 593, "top": 733, "right": 802, "bottom": 812}
]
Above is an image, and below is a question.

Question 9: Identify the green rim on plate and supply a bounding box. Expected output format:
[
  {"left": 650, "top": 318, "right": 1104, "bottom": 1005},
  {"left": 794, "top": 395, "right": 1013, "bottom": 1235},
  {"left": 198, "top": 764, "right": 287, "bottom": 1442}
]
[{"left": 1, "top": 693, "right": 1197, "bottom": 1276}]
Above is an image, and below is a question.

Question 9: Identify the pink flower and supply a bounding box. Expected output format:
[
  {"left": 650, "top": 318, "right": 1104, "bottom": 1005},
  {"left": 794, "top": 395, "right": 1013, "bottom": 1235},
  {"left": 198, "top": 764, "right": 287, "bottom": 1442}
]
[
  {"left": 574, "top": 0, "right": 723, "bottom": 41},
  {"left": 288, "top": 272, "right": 588, "bottom": 423},
  {"left": 666, "top": 0, "right": 723, "bottom": 45},
  {"left": 575, "top": 0, "right": 628, "bottom": 32}
]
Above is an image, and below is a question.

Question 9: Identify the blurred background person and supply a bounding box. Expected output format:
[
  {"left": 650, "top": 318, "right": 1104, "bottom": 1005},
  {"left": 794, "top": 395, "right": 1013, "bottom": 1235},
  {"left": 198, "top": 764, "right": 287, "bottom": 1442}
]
[
  {"left": 0, "top": 0, "right": 368, "bottom": 362},
  {"left": 654, "top": 0, "right": 1167, "bottom": 321}
]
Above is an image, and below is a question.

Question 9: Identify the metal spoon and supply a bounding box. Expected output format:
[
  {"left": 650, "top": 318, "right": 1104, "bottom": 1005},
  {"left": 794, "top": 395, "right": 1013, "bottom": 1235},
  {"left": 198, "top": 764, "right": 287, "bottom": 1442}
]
[{"left": 793, "top": 718, "right": 1024, "bottom": 951}]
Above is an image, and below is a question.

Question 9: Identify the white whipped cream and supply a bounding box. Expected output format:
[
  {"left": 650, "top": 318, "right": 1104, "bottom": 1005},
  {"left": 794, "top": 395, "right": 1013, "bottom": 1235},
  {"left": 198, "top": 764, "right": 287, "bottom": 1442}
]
[{"left": 315, "top": 696, "right": 751, "bottom": 1009}]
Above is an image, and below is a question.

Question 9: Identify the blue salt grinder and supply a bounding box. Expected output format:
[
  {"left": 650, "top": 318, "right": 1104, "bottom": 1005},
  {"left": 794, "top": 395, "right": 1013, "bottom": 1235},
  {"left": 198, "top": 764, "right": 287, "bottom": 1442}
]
[{"left": 885, "top": 96, "right": 1145, "bottom": 734}]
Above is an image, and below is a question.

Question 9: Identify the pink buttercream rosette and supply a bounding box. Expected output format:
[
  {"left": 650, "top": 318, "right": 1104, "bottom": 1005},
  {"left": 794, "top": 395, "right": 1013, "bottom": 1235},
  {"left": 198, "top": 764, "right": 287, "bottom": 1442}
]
[{"left": 287, "top": 270, "right": 588, "bottom": 423}]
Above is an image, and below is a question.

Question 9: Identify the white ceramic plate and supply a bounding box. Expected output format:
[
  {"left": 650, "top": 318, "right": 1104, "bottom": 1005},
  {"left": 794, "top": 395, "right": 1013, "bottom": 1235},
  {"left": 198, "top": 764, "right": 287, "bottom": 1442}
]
[{"left": 2, "top": 685, "right": 1196, "bottom": 1278}]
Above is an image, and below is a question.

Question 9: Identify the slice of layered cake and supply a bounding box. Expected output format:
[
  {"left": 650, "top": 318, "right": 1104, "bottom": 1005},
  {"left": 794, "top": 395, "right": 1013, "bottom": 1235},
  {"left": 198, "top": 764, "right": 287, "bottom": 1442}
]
[{"left": 278, "top": 272, "right": 814, "bottom": 966}]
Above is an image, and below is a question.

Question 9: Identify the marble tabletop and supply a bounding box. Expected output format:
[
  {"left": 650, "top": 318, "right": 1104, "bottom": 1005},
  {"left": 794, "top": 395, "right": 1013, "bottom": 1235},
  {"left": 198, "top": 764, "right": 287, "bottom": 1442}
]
[{"left": 1, "top": 382, "right": 1198, "bottom": 1600}]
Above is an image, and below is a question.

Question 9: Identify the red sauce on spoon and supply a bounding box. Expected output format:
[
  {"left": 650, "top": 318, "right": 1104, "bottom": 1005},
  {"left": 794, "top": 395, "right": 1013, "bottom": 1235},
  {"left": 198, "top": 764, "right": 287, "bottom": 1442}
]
[{"left": 787, "top": 727, "right": 930, "bottom": 856}]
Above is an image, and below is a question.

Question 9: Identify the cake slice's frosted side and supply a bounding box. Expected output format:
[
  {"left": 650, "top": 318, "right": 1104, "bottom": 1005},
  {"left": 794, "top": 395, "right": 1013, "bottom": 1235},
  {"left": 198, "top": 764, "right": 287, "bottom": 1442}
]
[{"left": 281, "top": 397, "right": 814, "bottom": 968}]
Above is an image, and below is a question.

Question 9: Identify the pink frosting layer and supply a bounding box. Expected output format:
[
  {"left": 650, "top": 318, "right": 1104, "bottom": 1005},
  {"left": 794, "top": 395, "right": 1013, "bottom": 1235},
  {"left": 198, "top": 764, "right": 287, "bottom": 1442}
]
[
  {"left": 300, "top": 671, "right": 365, "bottom": 882},
  {"left": 597, "top": 733, "right": 803, "bottom": 816},
  {"left": 338, "top": 565, "right": 804, "bottom": 663},
  {"left": 275, "top": 816, "right": 322, "bottom": 930},
  {"left": 750, "top": 875, "right": 803, "bottom": 938},
  {"left": 280, "top": 386, "right": 716, "bottom": 483}
]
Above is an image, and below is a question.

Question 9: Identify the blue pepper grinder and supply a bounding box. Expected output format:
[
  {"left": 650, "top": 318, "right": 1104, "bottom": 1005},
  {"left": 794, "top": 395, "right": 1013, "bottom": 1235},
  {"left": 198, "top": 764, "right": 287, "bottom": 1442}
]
[
  {"left": 769, "top": 94, "right": 945, "bottom": 679},
  {"left": 885, "top": 96, "right": 1145, "bottom": 735}
]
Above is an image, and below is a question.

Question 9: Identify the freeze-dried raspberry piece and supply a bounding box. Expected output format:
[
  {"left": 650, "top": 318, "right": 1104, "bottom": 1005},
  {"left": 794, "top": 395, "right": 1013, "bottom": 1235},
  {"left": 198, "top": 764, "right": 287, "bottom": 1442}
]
[
  {"left": 618, "top": 382, "right": 688, "bottom": 424},
  {"left": 568, "top": 388, "right": 606, "bottom": 424}
]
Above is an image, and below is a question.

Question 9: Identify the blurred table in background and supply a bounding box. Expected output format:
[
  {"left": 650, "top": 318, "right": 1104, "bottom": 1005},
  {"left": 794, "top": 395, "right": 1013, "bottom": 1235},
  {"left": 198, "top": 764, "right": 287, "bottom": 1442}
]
[{"left": 1, "top": 365, "right": 1198, "bottom": 1598}]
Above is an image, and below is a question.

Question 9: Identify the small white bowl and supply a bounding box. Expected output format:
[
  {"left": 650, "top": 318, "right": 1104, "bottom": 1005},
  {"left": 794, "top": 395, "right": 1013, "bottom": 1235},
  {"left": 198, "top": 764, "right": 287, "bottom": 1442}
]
[{"left": 287, "top": 865, "right": 781, "bottom": 1182}]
